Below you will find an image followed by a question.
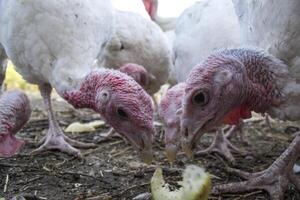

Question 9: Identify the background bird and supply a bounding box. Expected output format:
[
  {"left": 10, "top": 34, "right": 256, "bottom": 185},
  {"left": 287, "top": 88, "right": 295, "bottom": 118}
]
[
  {"left": 98, "top": 10, "right": 173, "bottom": 95},
  {"left": 0, "top": 90, "right": 31, "bottom": 157},
  {"left": 158, "top": 82, "right": 185, "bottom": 162},
  {"left": 142, "top": 0, "right": 177, "bottom": 32},
  {"left": 119, "top": 63, "right": 155, "bottom": 91},
  {"left": 0, "top": 0, "right": 155, "bottom": 163}
]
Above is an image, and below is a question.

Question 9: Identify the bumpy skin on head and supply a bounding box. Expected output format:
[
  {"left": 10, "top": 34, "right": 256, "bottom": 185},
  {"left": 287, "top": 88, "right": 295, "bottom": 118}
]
[
  {"left": 63, "top": 69, "right": 155, "bottom": 163},
  {"left": 181, "top": 48, "right": 285, "bottom": 151},
  {"left": 0, "top": 91, "right": 31, "bottom": 157},
  {"left": 159, "top": 82, "right": 185, "bottom": 162},
  {"left": 119, "top": 63, "right": 151, "bottom": 90}
]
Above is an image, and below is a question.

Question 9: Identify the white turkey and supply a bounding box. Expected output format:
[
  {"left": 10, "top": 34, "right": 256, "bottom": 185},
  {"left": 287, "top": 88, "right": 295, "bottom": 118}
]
[
  {"left": 0, "top": 0, "right": 155, "bottom": 163},
  {"left": 211, "top": 0, "right": 300, "bottom": 198}
]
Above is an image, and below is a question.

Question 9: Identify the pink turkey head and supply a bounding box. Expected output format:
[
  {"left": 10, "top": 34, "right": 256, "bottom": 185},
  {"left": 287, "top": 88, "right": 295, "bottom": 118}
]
[
  {"left": 64, "top": 69, "right": 155, "bottom": 163},
  {"left": 180, "top": 53, "right": 248, "bottom": 156},
  {"left": 158, "top": 82, "right": 185, "bottom": 162}
]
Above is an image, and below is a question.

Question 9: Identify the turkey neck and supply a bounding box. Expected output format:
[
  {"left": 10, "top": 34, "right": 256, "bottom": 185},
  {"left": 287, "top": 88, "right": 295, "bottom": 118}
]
[
  {"left": 61, "top": 69, "right": 107, "bottom": 110},
  {"left": 225, "top": 48, "right": 286, "bottom": 114}
]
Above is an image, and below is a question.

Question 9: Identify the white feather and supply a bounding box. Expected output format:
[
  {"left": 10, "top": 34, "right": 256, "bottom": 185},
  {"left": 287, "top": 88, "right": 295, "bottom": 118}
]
[
  {"left": 99, "top": 11, "right": 173, "bottom": 94},
  {"left": 0, "top": 0, "right": 114, "bottom": 92},
  {"left": 173, "top": 0, "right": 241, "bottom": 82},
  {"left": 233, "top": 0, "right": 300, "bottom": 121}
]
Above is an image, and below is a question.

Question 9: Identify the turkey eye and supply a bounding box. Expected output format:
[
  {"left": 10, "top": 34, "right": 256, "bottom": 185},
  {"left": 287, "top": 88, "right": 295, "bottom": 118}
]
[
  {"left": 192, "top": 91, "right": 209, "bottom": 106},
  {"left": 117, "top": 108, "right": 128, "bottom": 119}
]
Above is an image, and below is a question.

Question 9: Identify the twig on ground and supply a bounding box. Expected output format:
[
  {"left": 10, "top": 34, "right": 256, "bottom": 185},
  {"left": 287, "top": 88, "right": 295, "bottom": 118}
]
[
  {"left": 118, "top": 182, "right": 149, "bottom": 196},
  {"left": 110, "top": 147, "right": 132, "bottom": 158},
  {"left": 3, "top": 174, "right": 9, "bottom": 193}
]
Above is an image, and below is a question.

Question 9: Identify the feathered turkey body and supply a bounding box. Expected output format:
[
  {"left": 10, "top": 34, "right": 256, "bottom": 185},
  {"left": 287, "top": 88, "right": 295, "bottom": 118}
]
[
  {"left": 99, "top": 10, "right": 172, "bottom": 95},
  {"left": 0, "top": 0, "right": 155, "bottom": 162},
  {"left": 233, "top": 0, "right": 300, "bottom": 121},
  {"left": 0, "top": 0, "right": 112, "bottom": 91},
  {"left": 173, "top": 0, "right": 241, "bottom": 82}
]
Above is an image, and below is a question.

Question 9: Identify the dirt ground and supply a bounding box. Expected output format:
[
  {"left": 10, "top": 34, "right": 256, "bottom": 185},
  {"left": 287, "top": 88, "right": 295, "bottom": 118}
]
[{"left": 0, "top": 97, "right": 300, "bottom": 200}]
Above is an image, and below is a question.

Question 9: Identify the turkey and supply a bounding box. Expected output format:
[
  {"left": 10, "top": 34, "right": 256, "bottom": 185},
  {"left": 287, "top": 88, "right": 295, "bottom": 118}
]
[
  {"left": 165, "top": 0, "right": 244, "bottom": 162},
  {"left": 0, "top": 0, "right": 155, "bottom": 163},
  {"left": 158, "top": 82, "right": 185, "bottom": 162},
  {"left": 0, "top": 90, "right": 31, "bottom": 157},
  {"left": 212, "top": 0, "right": 300, "bottom": 198},
  {"left": 98, "top": 10, "right": 172, "bottom": 95}
]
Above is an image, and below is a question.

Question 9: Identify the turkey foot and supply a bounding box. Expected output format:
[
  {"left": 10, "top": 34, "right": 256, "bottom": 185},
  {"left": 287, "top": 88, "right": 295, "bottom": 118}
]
[
  {"left": 100, "top": 128, "right": 117, "bottom": 138},
  {"left": 225, "top": 120, "right": 249, "bottom": 145},
  {"left": 100, "top": 128, "right": 129, "bottom": 144},
  {"left": 213, "top": 133, "right": 300, "bottom": 200},
  {"left": 195, "top": 129, "right": 246, "bottom": 163},
  {"left": 32, "top": 130, "right": 81, "bottom": 157},
  {"left": 31, "top": 84, "right": 95, "bottom": 157},
  {"left": 264, "top": 114, "right": 272, "bottom": 129}
]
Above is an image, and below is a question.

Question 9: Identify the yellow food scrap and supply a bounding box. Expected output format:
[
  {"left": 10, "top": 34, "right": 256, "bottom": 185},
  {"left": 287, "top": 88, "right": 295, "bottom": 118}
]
[
  {"left": 151, "top": 165, "right": 211, "bottom": 200},
  {"left": 65, "top": 120, "right": 105, "bottom": 133}
]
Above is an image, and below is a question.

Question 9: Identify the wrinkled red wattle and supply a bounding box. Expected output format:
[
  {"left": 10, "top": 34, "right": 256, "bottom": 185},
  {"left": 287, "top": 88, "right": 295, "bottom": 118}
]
[
  {"left": 223, "top": 104, "right": 252, "bottom": 125},
  {"left": 0, "top": 133, "right": 25, "bottom": 157}
]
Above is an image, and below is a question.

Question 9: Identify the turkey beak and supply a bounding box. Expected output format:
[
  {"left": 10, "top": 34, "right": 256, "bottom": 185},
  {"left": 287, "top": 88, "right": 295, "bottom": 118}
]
[
  {"left": 180, "top": 120, "right": 206, "bottom": 158},
  {"left": 139, "top": 131, "right": 154, "bottom": 164},
  {"left": 164, "top": 127, "right": 180, "bottom": 163},
  {"left": 121, "top": 130, "right": 154, "bottom": 164},
  {"left": 181, "top": 139, "right": 194, "bottom": 158},
  {"left": 149, "top": 73, "right": 156, "bottom": 82},
  {"left": 165, "top": 143, "right": 177, "bottom": 163}
]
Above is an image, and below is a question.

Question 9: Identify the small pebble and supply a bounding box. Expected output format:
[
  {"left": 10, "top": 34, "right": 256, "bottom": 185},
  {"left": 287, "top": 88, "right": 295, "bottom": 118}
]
[
  {"left": 245, "top": 155, "right": 254, "bottom": 160},
  {"left": 293, "top": 164, "right": 300, "bottom": 174}
]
